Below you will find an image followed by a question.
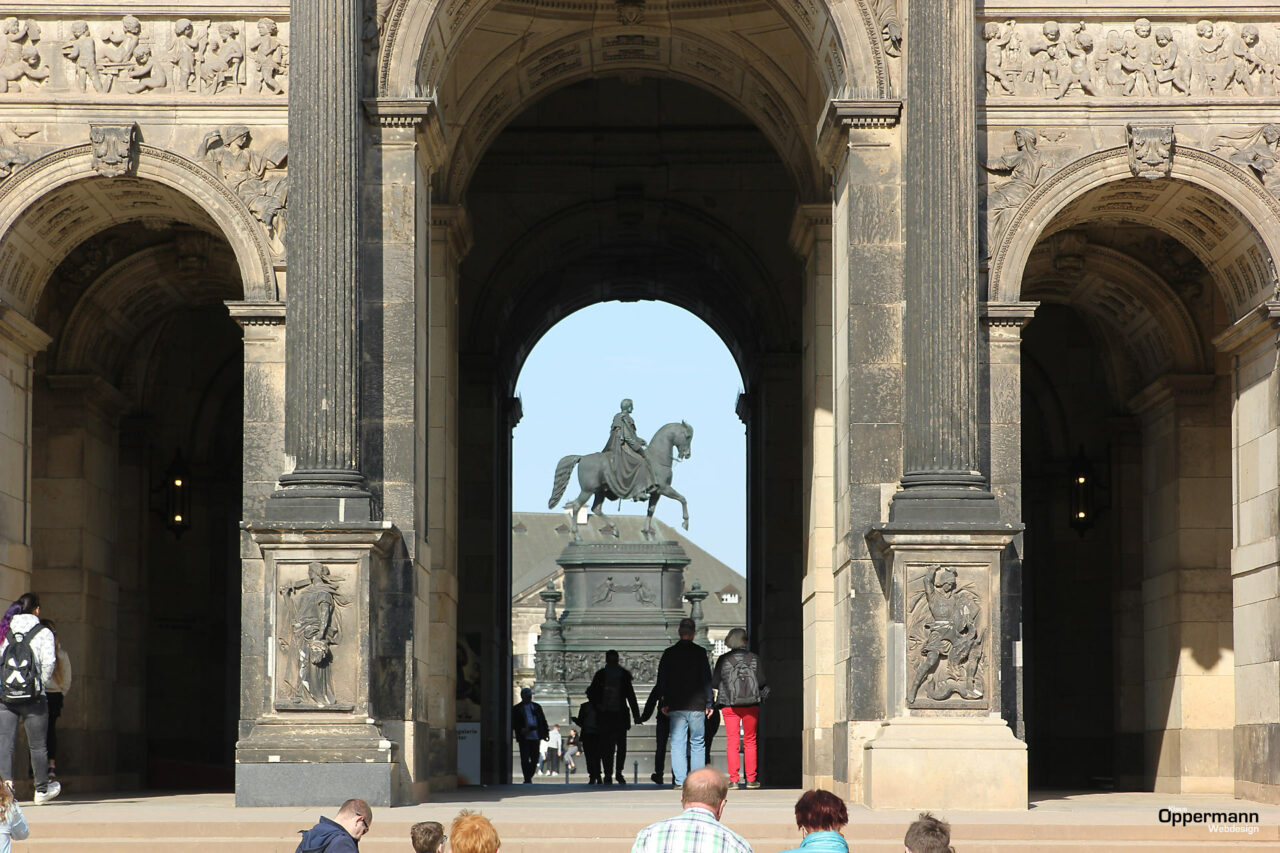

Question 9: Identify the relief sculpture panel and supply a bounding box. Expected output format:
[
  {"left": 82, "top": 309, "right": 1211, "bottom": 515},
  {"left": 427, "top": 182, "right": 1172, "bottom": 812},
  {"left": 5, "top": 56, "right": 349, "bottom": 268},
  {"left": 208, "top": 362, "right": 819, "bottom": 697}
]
[
  {"left": 982, "top": 17, "right": 1280, "bottom": 100},
  {"left": 905, "top": 564, "right": 988, "bottom": 709},
  {"left": 276, "top": 562, "right": 355, "bottom": 710},
  {"left": 0, "top": 15, "right": 288, "bottom": 98}
]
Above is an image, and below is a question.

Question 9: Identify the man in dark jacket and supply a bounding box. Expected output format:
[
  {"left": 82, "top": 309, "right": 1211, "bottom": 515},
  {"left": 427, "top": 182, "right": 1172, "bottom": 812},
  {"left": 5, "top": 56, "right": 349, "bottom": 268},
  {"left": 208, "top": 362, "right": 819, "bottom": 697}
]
[
  {"left": 512, "top": 686, "right": 550, "bottom": 783},
  {"left": 655, "top": 617, "right": 712, "bottom": 786},
  {"left": 587, "top": 649, "right": 641, "bottom": 785},
  {"left": 295, "top": 799, "right": 372, "bottom": 852},
  {"left": 572, "top": 697, "right": 603, "bottom": 783}
]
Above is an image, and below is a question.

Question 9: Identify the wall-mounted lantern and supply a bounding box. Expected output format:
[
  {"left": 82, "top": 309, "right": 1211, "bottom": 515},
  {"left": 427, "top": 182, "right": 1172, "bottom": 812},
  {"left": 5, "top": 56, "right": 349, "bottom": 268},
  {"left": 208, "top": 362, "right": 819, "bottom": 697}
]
[
  {"left": 1068, "top": 445, "right": 1096, "bottom": 536},
  {"left": 164, "top": 450, "right": 192, "bottom": 537}
]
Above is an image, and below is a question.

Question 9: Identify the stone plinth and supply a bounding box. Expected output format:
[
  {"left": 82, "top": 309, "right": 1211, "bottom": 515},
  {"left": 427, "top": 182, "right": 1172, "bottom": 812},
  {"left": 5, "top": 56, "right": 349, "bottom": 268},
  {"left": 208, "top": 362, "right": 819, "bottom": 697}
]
[
  {"left": 532, "top": 540, "right": 700, "bottom": 779},
  {"left": 864, "top": 525, "right": 1026, "bottom": 810},
  {"left": 237, "top": 522, "right": 405, "bottom": 805}
]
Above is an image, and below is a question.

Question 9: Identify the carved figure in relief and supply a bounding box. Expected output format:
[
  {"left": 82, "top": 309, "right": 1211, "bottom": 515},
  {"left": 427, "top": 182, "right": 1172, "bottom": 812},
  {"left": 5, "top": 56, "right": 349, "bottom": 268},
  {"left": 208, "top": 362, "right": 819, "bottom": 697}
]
[
  {"left": 982, "top": 21, "right": 1016, "bottom": 95},
  {"left": 62, "top": 21, "right": 103, "bottom": 93},
  {"left": 1027, "top": 22, "right": 1063, "bottom": 93},
  {"left": 104, "top": 16, "right": 141, "bottom": 64},
  {"left": 1217, "top": 124, "right": 1280, "bottom": 197},
  {"left": 198, "top": 126, "right": 288, "bottom": 241},
  {"left": 1056, "top": 30, "right": 1096, "bottom": 98},
  {"left": 169, "top": 19, "right": 205, "bottom": 93},
  {"left": 1120, "top": 19, "right": 1158, "bottom": 96},
  {"left": 199, "top": 23, "right": 244, "bottom": 95},
  {"left": 2, "top": 18, "right": 28, "bottom": 65},
  {"left": 278, "top": 562, "right": 349, "bottom": 706},
  {"left": 123, "top": 47, "right": 167, "bottom": 95},
  {"left": 1193, "top": 20, "right": 1231, "bottom": 94},
  {"left": 251, "top": 18, "right": 287, "bottom": 95},
  {"left": 1, "top": 44, "right": 49, "bottom": 93},
  {"left": 1099, "top": 30, "right": 1128, "bottom": 94},
  {"left": 0, "top": 138, "right": 28, "bottom": 181},
  {"left": 1152, "top": 27, "right": 1190, "bottom": 96},
  {"left": 983, "top": 128, "right": 1053, "bottom": 239},
  {"left": 1228, "top": 25, "right": 1271, "bottom": 96},
  {"left": 906, "top": 566, "right": 984, "bottom": 703}
]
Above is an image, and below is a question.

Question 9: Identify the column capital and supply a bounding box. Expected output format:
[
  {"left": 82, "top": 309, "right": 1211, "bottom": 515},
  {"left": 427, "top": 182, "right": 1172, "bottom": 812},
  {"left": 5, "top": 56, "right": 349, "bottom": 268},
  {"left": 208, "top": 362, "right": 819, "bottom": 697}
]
[
  {"left": 817, "top": 99, "right": 901, "bottom": 175},
  {"left": 788, "top": 203, "right": 833, "bottom": 258},
  {"left": 364, "top": 97, "right": 447, "bottom": 171},
  {"left": 226, "top": 300, "right": 286, "bottom": 327},
  {"left": 0, "top": 300, "right": 51, "bottom": 356},
  {"left": 1212, "top": 300, "right": 1280, "bottom": 356},
  {"left": 431, "top": 204, "right": 473, "bottom": 261}
]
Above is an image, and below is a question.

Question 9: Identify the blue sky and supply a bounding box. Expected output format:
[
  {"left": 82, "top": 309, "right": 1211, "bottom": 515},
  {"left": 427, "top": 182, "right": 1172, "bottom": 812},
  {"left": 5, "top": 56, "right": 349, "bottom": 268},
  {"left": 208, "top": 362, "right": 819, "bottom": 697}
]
[{"left": 512, "top": 302, "right": 746, "bottom": 576}]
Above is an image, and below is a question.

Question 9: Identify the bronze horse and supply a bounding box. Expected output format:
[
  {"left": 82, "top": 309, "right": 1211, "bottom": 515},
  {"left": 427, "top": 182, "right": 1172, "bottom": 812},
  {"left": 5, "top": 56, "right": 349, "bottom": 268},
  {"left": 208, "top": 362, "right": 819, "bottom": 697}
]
[{"left": 547, "top": 421, "right": 693, "bottom": 541}]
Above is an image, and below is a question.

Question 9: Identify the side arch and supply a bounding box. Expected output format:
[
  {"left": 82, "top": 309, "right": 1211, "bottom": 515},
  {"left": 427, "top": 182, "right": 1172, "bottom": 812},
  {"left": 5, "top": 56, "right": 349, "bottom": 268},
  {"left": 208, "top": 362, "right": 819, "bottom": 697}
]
[
  {"left": 989, "top": 146, "right": 1280, "bottom": 323},
  {"left": 0, "top": 144, "right": 276, "bottom": 318}
]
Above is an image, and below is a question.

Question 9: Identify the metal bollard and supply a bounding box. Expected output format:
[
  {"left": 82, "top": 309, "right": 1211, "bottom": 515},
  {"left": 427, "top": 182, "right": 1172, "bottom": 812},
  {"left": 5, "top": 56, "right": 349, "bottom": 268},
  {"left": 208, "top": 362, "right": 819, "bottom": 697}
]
[
  {"left": 565, "top": 761, "right": 570, "bottom": 784},
  {"left": 634, "top": 760, "right": 638, "bottom": 785}
]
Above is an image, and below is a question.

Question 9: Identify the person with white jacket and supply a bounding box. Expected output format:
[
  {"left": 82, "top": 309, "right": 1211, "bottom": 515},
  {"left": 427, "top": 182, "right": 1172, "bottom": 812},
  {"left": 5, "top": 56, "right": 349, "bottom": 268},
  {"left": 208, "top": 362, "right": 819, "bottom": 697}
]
[{"left": 0, "top": 593, "right": 59, "bottom": 804}]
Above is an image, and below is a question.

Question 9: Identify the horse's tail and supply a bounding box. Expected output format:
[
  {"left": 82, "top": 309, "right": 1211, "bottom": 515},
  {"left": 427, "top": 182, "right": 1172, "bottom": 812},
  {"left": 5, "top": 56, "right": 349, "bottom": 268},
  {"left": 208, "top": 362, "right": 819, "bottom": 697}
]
[{"left": 548, "top": 455, "right": 581, "bottom": 508}]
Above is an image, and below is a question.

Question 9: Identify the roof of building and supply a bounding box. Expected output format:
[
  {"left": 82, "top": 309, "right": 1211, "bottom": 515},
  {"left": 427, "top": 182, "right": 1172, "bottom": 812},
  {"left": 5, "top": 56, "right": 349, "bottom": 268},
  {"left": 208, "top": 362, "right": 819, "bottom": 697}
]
[{"left": 511, "top": 511, "right": 746, "bottom": 627}]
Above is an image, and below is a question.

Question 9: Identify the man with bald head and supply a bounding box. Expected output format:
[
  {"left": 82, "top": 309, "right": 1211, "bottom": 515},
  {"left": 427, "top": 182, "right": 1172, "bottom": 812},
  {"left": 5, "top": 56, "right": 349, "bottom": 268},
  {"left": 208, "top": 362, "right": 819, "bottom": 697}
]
[
  {"left": 295, "top": 799, "right": 372, "bottom": 852},
  {"left": 631, "top": 767, "right": 752, "bottom": 853}
]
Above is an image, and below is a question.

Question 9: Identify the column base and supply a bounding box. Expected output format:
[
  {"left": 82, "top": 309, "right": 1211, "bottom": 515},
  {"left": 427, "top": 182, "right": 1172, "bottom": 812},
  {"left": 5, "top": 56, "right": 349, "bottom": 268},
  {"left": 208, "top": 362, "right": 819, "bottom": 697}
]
[
  {"left": 863, "top": 716, "right": 1027, "bottom": 810},
  {"left": 235, "top": 720, "right": 406, "bottom": 806}
]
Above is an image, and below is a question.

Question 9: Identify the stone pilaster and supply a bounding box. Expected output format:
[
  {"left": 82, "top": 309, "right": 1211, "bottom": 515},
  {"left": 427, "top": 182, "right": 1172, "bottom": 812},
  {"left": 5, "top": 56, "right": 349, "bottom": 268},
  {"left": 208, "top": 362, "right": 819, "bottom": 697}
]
[
  {"left": 893, "top": 0, "right": 994, "bottom": 520},
  {"left": 0, "top": 304, "right": 51, "bottom": 593},
  {"left": 271, "top": 0, "right": 370, "bottom": 520}
]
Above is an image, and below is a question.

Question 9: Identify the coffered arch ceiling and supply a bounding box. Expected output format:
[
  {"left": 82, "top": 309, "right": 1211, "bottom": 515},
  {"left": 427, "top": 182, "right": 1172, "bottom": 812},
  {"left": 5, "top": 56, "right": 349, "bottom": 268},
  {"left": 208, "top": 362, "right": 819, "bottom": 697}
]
[{"left": 388, "top": 0, "right": 883, "bottom": 200}]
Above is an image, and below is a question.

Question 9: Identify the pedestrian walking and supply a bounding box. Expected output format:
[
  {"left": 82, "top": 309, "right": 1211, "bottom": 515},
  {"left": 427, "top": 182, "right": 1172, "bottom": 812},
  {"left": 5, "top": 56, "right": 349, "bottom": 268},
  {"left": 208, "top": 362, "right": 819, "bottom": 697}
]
[
  {"left": 656, "top": 618, "right": 712, "bottom": 786},
  {"left": 588, "top": 650, "right": 641, "bottom": 785},
  {"left": 712, "top": 627, "right": 767, "bottom": 788},
  {"left": 572, "top": 699, "right": 602, "bottom": 783},
  {"left": 512, "top": 687, "right": 549, "bottom": 784},
  {"left": 0, "top": 594, "right": 58, "bottom": 804},
  {"left": 638, "top": 682, "right": 670, "bottom": 785},
  {"left": 546, "top": 724, "right": 563, "bottom": 775},
  {"left": 40, "top": 619, "right": 69, "bottom": 783},
  {"left": 564, "top": 728, "right": 580, "bottom": 773}
]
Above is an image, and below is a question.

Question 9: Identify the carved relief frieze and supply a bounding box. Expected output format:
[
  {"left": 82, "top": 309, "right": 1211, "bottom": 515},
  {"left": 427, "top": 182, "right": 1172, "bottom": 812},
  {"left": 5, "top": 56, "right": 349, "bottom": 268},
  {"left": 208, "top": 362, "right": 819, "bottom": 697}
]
[
  {"left": 981, "top": 127, "right": 1078, "bottom": 254},
  {"left": 0, "top": 124, "right": 35, "bottom": 182},
  {"left": 556, "top": 651, "right": 661, "bottom": 684},
  {"left": 1215, "top": 124, "right": 1280, "bottom": 198},
  {"left": 0, "top": 15, "right": 288, "bottom": 99},
  {"left": 982, "top": 17, "right": 1280, "bottom": 100}
]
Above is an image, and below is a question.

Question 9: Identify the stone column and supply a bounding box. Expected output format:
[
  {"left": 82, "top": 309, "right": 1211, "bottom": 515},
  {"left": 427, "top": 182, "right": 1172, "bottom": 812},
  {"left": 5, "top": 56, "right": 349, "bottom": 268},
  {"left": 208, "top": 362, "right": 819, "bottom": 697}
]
[
  {"left": 892, "top": 0, "right": 994, "bottom": 520},
  {"left": 859, "top": 0, "right": 1026, "bottom": 806},
  {"left": 1215, "top": 302, "right": 1280, "bottom": 804},
  {"left": 1130, "top": 375, "right": 1233, "bottom": 794},
  {"left": 271, "top": 0, "right": 370, "bottom": 520},
  {"left": 792, "top": 204, "right": 836, "bottom": 790}
]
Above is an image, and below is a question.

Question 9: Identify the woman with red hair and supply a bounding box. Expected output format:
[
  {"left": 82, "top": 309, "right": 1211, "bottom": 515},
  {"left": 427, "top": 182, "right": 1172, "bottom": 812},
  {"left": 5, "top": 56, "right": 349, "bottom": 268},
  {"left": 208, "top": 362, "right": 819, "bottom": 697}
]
[{"left": 781, "top": 789, "right": 850, "bottom": 853}]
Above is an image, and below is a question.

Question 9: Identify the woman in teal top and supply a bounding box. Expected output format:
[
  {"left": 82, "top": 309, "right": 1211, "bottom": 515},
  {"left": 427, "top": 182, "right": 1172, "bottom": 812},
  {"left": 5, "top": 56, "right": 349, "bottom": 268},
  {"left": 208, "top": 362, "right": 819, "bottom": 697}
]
[{"left": 780, "top": 789, "right": 849, "bottom": 853}]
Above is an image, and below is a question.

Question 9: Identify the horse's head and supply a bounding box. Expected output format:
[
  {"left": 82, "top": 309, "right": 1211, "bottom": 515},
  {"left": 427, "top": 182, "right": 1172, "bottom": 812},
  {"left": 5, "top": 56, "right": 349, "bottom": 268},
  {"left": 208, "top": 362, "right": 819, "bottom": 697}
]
[{"left": 677, "top": 421, "right": 693, "bottom": 460}]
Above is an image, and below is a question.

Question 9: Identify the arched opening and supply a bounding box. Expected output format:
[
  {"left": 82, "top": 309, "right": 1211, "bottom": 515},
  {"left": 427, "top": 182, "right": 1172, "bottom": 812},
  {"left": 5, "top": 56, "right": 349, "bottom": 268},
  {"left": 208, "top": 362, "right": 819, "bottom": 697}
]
[
  {"left": 446, "top": 74, "right": 810, "bottom": 786},
  {"left": 11, "top": 176, "right": 248, "bottom": 791},
  {"left": 1017, "top": 178, "right": 1239, "bottom": 793},
  {"left": 507, "top": 301, "right": 747, "bottom": 784}
]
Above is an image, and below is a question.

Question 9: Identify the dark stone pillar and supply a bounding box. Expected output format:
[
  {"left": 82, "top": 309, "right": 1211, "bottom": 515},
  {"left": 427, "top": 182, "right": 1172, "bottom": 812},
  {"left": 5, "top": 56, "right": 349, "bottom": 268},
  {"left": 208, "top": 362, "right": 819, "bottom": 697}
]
[
  {"left": 271, "top": 0, "right": 371, "bottom": 520},
  {"left": 892, "top": 0, "right": 994, "bottom": 521}
]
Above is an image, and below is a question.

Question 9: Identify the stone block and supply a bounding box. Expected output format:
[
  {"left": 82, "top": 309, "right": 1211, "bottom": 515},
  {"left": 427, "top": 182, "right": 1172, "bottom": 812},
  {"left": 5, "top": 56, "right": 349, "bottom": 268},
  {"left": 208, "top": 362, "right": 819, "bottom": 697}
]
[
  {"left": 1234, "top": 661, "right": 1280, "bottom": 724},
  {"left": 1232, "top": 597, "right": 1280, "bottom": 666},
  {"left": 1180, "top": 674, "right": 1234, "bottom": 729},
  {"left": 848, "top": 423, "right": 901, "bottom": 485},
  {"left": 849, "top": 303, "right": 902, "bottom": 366},
  {"left": 236, "top": 762, "right": 402, "bottom": 806},
  {"left": 863, "top": 717, "right": 1027, "bottom": 809},
  {"left": 847, "top": 363, "right": 901, "bottom": 422},
  {"left": 1234, "top": 564, "right": 1280, "bottom": 608}
]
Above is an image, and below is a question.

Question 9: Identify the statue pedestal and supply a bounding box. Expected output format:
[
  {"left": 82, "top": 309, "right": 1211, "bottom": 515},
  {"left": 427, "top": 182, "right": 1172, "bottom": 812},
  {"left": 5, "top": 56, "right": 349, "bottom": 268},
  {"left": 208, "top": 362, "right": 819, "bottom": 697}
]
[
  {"left": 863, "top": 524, "right": 1026, "bottom": 810},
  {"left": 532, "top": 540, "right": 700, "bottom": 780}
]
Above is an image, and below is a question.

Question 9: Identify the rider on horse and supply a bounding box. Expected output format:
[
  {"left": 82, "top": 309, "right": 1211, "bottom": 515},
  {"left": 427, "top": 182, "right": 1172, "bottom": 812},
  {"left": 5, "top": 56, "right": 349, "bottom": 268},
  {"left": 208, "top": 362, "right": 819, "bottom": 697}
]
[{"left": 602, "top": 399, "right": 658, "bottom": 501}]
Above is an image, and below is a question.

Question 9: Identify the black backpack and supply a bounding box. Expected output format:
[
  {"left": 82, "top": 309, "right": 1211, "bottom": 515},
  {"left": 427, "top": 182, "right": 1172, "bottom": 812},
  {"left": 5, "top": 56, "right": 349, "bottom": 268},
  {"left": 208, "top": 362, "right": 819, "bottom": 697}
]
[
  {"left": 720, "top": 652, "right": 760, "bottom": 706},
  {"left": 1, "top": 624, "right": 46, "bottom": 705}
]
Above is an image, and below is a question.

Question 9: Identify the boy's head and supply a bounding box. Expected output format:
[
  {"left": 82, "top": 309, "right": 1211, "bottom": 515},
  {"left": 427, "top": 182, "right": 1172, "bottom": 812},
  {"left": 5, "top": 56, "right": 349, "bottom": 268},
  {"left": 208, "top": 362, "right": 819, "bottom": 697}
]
[
  {"left": 904, "top": 811, "right": 952, "bottom": 853},
  {"left": 451, "top": 809, "right": 500, "bottom": 853},
  {"left": 410, "top": 821, "right": 445, "bottom": 853}
]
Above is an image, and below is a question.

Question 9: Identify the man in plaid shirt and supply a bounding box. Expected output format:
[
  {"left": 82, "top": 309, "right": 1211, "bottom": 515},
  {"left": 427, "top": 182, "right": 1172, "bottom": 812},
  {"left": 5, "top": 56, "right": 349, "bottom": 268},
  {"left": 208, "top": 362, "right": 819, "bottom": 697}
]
[{"left": 632, "top": 767, "right": 753, "bottom": 853}]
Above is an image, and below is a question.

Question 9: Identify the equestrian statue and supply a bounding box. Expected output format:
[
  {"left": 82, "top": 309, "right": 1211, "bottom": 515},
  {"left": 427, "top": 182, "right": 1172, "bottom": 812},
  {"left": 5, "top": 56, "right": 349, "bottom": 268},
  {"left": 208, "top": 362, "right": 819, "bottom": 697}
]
[{"left": 547, "top": 398, "right": 693, "bottom": 541}]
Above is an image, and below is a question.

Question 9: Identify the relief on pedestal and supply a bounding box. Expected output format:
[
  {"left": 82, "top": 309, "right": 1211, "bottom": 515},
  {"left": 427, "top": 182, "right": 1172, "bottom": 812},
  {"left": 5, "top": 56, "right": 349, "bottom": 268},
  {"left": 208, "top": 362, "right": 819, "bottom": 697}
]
[
  {"left": 592, "top": 575, "right": 657, "bottom": 607},
  {"left": 560, "top": 651, "right": 660, "bottom": 683},
  {"left": 0, "top": 15, "right": 287, "bottom": 98},
  {"left": 276, "top": 561, "right": 352, "bottom": 709},
  {"left": 906, "top": 565, "right": 987, "bottom": 708},
  {"left": 982, "top": 17, "right": 1280, "bottom": 100}
]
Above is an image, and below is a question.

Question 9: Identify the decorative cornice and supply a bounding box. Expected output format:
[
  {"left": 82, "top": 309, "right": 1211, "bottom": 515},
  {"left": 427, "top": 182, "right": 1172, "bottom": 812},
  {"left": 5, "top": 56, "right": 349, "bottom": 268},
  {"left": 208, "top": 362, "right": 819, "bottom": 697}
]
[
  {"left": 363, "top": 97, "right": 435, "bottom": 129},
  {"left": 981, "top": 301, "right": 1039, "bottom": 328},
  {"left": 789, "top": 202, "right": 833, "bottom": 258},
  {"left": 818, "top": 98, "right": 902, "bottom": 172},
  {"left": 1212, "top": 299, "right": 1280, "bottom": 355},
  {"left": 431, "top": 204, "right": 473, "bottom": 260},
  {"left": 0, "top": 299, "right": 51, "bottom": 355},
  {"left": 226, "top": 300, "right": 286, "bottom": 326}
]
